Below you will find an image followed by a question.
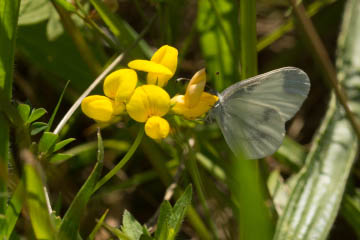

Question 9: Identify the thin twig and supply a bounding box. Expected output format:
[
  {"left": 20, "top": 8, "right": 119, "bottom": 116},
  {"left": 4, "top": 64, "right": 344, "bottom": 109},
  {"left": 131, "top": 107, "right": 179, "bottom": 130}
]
[
  {"left": 53, "top": 14, "right": 157, "bottom": 135},
  {"left": 290, "top": 0, "right": 360, "bottom": 141}
]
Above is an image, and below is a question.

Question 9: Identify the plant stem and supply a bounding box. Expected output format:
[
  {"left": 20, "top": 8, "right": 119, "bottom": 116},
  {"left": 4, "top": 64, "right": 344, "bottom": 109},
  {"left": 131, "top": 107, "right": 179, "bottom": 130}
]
[
  {"left": 93, "top": 127, "right": 144, "bottom": 192},
  {"left": 0, "top": 0, "right": 21, "bottom": 232},
  {"left": 289, "top": 0, "right": 360, "bottom": 142},
  {"left": 240, "top": 0, "right": 257, "bottom": 78},
  {"left": 237, "top": 1, "right": 274, "bottom": 240}
]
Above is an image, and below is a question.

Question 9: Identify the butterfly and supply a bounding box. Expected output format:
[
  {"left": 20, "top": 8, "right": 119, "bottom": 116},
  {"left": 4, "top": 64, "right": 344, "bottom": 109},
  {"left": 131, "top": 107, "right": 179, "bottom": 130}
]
[{"left": 209, "top": 67, "right": 310, "bottom": 159}]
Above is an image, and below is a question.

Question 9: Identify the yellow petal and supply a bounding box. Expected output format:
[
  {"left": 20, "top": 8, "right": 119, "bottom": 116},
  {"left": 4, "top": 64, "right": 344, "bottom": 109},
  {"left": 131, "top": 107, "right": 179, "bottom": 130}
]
[
  {"left": 150, "top": 45, "right": 178, "bottom": 76},
  {"left": 171, "top": 92, "right": 218, "bottom": 119},
  {"left": 146, "top": 45, "right": 178, "bottom": 87},
  {"left": 112, "top": 101, "right": 125, "bottom": 115},
  {"left": 184, "top": 68, "right": 206, "bottom": 108},
  {"left": 81, "top": 95, "right": 114, "bottom": 122},
  {"left": 128, "top": 60, "right": 172, "bottom": 75},
  {"left": 103, "top": 69, "right": 138, "bottom": 101},
  {"left": 145, "top": 116, "right": 170, "bottom": 139},
  {"left": 126, "top": 85, "right": 171, "bottom": 122},
  {"left": 147, "top": 72, "right": 171, "bottom": 88}
]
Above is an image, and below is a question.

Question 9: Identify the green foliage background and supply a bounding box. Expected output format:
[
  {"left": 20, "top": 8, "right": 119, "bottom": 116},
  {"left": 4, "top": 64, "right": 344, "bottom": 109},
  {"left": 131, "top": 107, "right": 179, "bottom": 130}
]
[{"left": 1, "top": 0, "right": 360, "bottom": 239}]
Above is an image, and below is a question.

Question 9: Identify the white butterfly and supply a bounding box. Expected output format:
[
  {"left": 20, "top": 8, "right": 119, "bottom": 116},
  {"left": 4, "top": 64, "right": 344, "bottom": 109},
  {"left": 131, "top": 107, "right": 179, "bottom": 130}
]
[{"left": 209, "top": 67, "right": 311, "bottom": 159}]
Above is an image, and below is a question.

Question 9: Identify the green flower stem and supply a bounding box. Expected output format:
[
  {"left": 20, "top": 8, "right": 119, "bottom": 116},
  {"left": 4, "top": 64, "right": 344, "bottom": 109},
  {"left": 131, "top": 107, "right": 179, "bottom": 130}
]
[{"left": 93, "top": 127, "right": 144, "bottom": 192}]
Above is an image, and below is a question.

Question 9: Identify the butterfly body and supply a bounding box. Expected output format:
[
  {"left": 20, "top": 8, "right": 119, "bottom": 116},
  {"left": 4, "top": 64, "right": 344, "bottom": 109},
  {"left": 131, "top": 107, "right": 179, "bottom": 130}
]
[{"left": 210, "top": 67, "right": 311, "bottom": 159}]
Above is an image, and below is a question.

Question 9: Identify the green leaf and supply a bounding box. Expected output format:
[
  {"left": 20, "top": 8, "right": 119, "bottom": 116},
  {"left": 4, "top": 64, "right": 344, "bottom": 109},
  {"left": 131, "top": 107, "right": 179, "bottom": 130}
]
[
  {"left": 89, "top": 0, "right": 152, "bottom": 58},
  {"left": 27, "top": 108, "right": 47, "bottom": 124},
  {"left": 169, "top": 185, "right": 192, "bottom": 236},
  {"left": 23, "top": 150, "right": 56, "bottom": 238},
  {"left": 54, "top": 138, "right": 76, "bottom": 152},
  {"left": 88, "top": 209, "right": 109, "bottom": 240},
  {"left": 155, "top": 201, "right": 172, "bottom": 240},
  {"left": 17, "top": 104, "right": 30, "bottom": 123},
  {"left": 46, "top": 6, "right": 64, "bottom": 41},
  {"left": 57, "top": 129, "right": 104, "bottom": 239},
  {"left": 18, "top": 0, "right": 51, "bottom": 25},
  {"left": 38, "top": 132, "right": 58, "bottom": 154},
  {"left": 121, "top": 210, "right": 143, "bottom": 240},
  {"left": 49, "top": 153, "right": 73, "bottom": 164},
  {"left": 274, "top": 1, "right": 360, "bottom": 239},
  {"left": 30, "top": 122, "right": 48, "bottom": 135}
]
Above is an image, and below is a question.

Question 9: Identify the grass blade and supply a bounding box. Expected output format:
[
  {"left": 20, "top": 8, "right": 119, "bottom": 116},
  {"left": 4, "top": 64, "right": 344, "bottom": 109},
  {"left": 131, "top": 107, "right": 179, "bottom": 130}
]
[
  {"left": 4, "top": 180, "right": 25, "bottom": 238},
  {"left": 88, "top": 209, "right": 109, "bottom": 240},
  {"left": 274, "top": 0, "right": 360, "bottom": 238},
  {"left": 57, "top": 128, "right": 104, "bottom": 239},
  {"left": 46, "top": 80, "right": 69, "bottom": 132}
]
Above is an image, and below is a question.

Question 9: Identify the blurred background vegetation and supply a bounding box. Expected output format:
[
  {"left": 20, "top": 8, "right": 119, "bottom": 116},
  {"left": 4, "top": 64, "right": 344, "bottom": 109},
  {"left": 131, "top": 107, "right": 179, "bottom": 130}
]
[{"left": 2, "top": 0, "right": 360, "bottom": 239}]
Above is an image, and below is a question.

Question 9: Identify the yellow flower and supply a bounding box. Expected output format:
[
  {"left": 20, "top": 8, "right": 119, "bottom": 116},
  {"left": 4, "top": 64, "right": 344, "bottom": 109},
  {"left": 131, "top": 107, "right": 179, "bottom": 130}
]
[
  {"left": 81, "top": 95, "right": 116, "bottom": 122},
  {"left": 145, "top": 116, "right": 170, "bottom": 139},
  {"left": 128, "top": 45, "right": 178, "bottom": 87},
  {"left": 126, "top": 85, "right": 171, "bottom": 139},
  {"left": 103, "top": 68, "right": 137, "bottom": 114},
  {"left": 171, "top": 68, "right": 218, "bottom": 119}
]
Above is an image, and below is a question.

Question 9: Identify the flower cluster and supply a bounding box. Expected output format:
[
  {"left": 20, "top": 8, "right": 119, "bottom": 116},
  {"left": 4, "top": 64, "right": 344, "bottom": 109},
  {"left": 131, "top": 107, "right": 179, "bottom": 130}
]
[{"left": 81, "top": 45, "right": 218, "bottom": 140}]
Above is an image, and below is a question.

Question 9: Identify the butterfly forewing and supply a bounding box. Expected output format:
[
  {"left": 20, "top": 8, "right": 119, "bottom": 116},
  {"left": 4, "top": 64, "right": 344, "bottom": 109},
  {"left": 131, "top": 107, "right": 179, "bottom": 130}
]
[{"left": 212, "top": 67, "right": 310, "bottom": 159}]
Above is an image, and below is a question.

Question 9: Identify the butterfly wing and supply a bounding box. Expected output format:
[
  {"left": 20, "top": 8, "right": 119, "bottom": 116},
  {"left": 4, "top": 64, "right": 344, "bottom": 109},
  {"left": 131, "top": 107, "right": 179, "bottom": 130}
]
[{"left": 211, "top": 67, "right": 310, "bottom": 159}]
